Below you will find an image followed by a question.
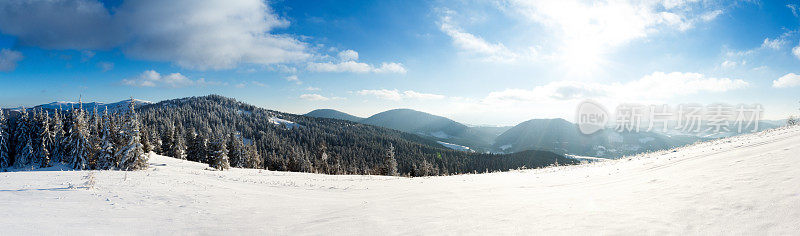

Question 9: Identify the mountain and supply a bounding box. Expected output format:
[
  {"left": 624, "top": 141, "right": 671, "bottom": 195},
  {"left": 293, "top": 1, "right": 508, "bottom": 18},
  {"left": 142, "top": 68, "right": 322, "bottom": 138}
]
[
  {"left": 135, "top": 95, "right": 577, "bottom": 175},
  {"left": 359, "top": 109, "right": 499, "bottom": 152},
  {"left": 9, "top": 99, "right": 153, "bottom": 113},
  {"left": 493, "top": 118, "right": 701, "bottom": 158},
  {"left": 305, "top": 109, "right": 363, "bottom": 122}
]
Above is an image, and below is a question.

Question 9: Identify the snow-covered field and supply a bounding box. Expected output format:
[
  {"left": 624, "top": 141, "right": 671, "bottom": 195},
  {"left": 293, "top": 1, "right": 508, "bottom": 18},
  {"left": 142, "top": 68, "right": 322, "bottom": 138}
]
[{"left": 2, "top": 126, "right": 800, "bottom": 235}]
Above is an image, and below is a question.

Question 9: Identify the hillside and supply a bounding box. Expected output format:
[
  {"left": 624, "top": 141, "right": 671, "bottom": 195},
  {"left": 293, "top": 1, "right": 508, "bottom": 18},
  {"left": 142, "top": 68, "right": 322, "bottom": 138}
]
[
  {"left": 136, "top": 95, "right": 577, "bottom": 175},
  {"left": 1, "top": 126, "right": 798, "bottom": 234},
  {"left": 305, "top": 109, "right": 363, "bottom": 122},
  {"left": 359, "top": 109, "right": 498, "bottom": 151},
  {"left": 493, "top": 118, "right": 701, "bottom": 158}
]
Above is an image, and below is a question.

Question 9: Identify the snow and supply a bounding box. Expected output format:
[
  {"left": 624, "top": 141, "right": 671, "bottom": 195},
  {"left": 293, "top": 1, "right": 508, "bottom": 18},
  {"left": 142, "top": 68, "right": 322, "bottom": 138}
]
[
  {"left": 1, "top": 126, "right": 800, "bottom": 234},
  {"left": 436, "top": 141, "right": 472, "bottom": 152},
  {"left": 268, "top": 116, "right": 300, "bottom": 130},
  {"left": 428, "top": 131, "right": 452, "bottom": 139}
]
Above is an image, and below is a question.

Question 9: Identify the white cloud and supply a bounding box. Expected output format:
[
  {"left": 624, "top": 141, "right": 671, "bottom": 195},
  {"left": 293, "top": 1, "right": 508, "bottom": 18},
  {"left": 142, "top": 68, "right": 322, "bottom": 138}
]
[
  {"left": 373, "top": 62, "right": 408, "bottom": 74},
  {"left": 793, "top": 44, "right": 800, "bottom": 60},
  {"left": 495, "top": 0, "right": 722, "bottom": 71},
  {"left": 306, "top": 86, "right": 321, "bottom": 91},
  {"left": 773, "top": 73, "right": 800, "bottom": 88},
  {"left": 307, "top": 59, "right": 407, "bottom": 74},
  {"left": 285, "top": 75, "right": 302, "bottom": 85},
  {"left": 0, "top": 0, "right": 309, "bottom": 70},
  {"left": 299, "top": 94, "right": 330, "bottom": 101},
  {"left": 762, "top": 37, "right": 787, "bottom": 50},
  {"left": 483, "top": 72, "right": 748, "bottom": 104},
  {"left": 122, "top": 70, "right": 215, "bottom": 88},
  {"left": 0, "top": 0, "right": 123, "bottom": 49},
  {"left": 337, "top": 49, "right": 359, "bottom": 61},
  {"left": 357, "top": 89, "right": 444, "bottom": 101},
  {"left": 0, "top": 49, "right": 23, "bottom": 72},
  {"left": 357, "top": 89, "right": 403, "bottom": 101},
  {"left": 402, "top": 90, "right": 446, "bottom": 100},
  {"left": 720, "top": 60, "right": 736, "bottom": 69},
  {"left": 439, "top": 10, "right": 521, "bottom": 63}
]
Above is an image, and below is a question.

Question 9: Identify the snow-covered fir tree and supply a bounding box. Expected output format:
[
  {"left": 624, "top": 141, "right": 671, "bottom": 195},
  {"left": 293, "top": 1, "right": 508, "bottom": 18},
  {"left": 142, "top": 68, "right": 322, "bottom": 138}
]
[
  {"left": 186, "top": 131, "right": 207, "bottom": 163},
  {"left": 116, "top": 100, "right": 148, "bottom": 170},
  {"left": 32, "top": 110, "right": 51, "bottom": 167},
  {"left": 97, "top": 109, "right": 115, "bottom": 169},
  {"left": 383, "top": 143, "right": 398, "bottom": 176},
  {"left": 49, "top": 109, "right": 65, "bottom": 164},
  {"left": 0, "top": 108, "right": 10, "bottom": 168},
  {"left": 208, "top": 136, "right": 230, "bottom": 170},
  {"left": 245, "top": 143, "right": 261, "bottom": 169},
  {"left": 13, "top": 109, "right": 32, "bottom": 168},
  {"left": 227, "top": 132, "right": 246, "bottom": 168},
  {"left": 66, "top": 106, "right": 92, "bottom": 169}
]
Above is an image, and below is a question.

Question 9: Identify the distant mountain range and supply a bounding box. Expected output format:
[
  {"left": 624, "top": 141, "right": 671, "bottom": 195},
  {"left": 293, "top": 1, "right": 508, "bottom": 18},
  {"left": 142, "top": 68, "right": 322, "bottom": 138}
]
[
  {"left": 306, "top": 108, "right": 508, "bottom": 152},
  {"left": 305, "top": 109, "right": 364, "bottom": 122},
  {"left": 7, "top": 99, "right": 153, "bottom": 113},
  {"left": 305, "top": 108, "right": 787, "bottom": 158}
]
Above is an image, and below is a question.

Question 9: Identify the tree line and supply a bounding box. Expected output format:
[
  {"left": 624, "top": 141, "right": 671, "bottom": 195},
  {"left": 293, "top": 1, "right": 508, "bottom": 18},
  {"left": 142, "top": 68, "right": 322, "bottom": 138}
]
[
  {"left": 1, "top": 95, "right": 578, "bottom": 176},
  {"left": 0, "top": 101, "right": 147, "bottom": 170}
]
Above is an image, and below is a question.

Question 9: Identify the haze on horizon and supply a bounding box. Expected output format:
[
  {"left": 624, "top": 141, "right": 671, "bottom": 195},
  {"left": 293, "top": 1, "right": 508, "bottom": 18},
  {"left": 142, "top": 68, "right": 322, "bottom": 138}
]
[{"left": 0, "top": 0, "right": 799, "bottom": 126}]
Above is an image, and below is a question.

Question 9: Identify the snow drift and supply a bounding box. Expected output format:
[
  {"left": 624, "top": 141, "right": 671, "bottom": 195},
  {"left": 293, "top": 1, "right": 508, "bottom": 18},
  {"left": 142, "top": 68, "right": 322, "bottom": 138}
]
[{"left": 1, "top": 126, "right": 799, "bottom": 234}]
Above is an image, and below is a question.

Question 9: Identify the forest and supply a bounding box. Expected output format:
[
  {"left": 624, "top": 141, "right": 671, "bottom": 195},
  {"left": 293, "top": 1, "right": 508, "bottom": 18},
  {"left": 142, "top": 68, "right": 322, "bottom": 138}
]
[{"left": 0, "top": 95, "right": 579, "bottom": 176}]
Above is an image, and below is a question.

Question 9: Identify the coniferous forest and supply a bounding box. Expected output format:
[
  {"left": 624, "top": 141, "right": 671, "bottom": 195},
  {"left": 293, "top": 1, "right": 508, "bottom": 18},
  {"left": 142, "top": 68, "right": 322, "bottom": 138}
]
[{"left": 0, "top": 95, "right": 578, "bottom": 176}]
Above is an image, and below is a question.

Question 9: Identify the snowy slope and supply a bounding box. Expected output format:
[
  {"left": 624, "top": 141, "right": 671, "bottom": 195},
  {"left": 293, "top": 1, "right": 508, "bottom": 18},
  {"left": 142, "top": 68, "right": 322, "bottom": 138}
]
[{"left": 1, "top": 126, "right": 800, "bottom": 234}]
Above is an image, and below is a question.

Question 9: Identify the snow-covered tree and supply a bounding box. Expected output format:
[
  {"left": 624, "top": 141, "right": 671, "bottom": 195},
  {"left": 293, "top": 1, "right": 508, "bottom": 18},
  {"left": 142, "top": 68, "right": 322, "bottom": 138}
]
[
  {"left": 117, "top": 100, "right": 148, "bottom": 170},
  {"left": 383, "top": 143, "right": 398, "bottom": 176},
  {"left": 0, "top": 108, "right": 10, "bottom": 168},
  {"left": 208, "top": 136, "right": 230, "bottom": 170},
  {"left": 169, "top": 125, "right": 186, "bottom": 159},
  {"left": 49, "top": 109, "right": 65, "bottom": 164},
  {"left": 227, "top": 132, "right": 246, "bottom": 168},
  {"left": 186, "top": 131, "right": 207, "bottom": 163},
  {"left": 245, "top": 143, "right": 261, "bottom": 169},
  {"left": 66, "top": 106, "right": 92, "bottom": 169},
  {"left": 97, "top": 109, "right": 115, "bottom": 169},
  {"left": 13, "top": 109, "right": 32, "bottom": 168},
  {"left": 32, "top": 110, "right": 51, "bottom": 167}
]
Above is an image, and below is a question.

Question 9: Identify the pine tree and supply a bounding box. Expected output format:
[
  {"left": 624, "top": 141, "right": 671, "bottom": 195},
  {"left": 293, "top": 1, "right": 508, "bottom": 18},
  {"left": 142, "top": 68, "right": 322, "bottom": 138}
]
[
  {"left": 208, "top": 136, "right": 230, "bottom": 170},
  {"left": 0, "top": 108, "right": 10, "bottom": 168},
  {"left": 66, "top": 106, "right": 92, "bottom": 169},
  {"left": 50, "top": 109, "right": 65, "bottom": 164},
  {"left": 13, "top": 109, "right": 32, "bottom": 168},
  {"left": 117, "top": 100, "right": 148, "bottom": 170},
  {"left": 245, "top": 143, "right": 261, "bottom": 169},
  {"left": 227, "top": 132, "right": 246, "bottom": 168},
  {"left": 383, "top": 143, "right": 398, "bottom": 176},
  {"left": 170, "top": 125, "right": 186, "bottom": 159},
  {"left": 97, "top": 109, "right": 115, "bottom": 169},
  {"left": 186, "top": 131, "right": 207, "bottom": 163},
  {"left": 32, "top": 110, "right": 51, "bottom": 167}
]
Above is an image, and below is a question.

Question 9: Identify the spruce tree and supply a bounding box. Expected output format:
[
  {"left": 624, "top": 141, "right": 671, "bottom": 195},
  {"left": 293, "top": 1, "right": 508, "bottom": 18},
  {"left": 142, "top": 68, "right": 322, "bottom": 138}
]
[
  {"left": 13, "top": 108, "right": 31, "bottom": 167},
  {"left": 208, "top": 136, "right": 230, "bottom": 170},
  {"left": 97, "top": 109, "right": 115, "bottom": 169},
  {"left": 32, "top": 110, "right": 51, "bottom": 167},
  {"left": 50, "top": 109, "right": 65, "bottom": 164},
  {"left": 383, "top": 143, "right": 398, "bottom": 176},
  {"left": 245, "top": 143, "right": 261, "bottom": 169},
  {"left": 66, "top": 106, "right": 92, "bottom": 169},
  {"left": 227, "top": 132, "right": 246, "bottom": 168},
  {"left": 168, "top": 125, "right": 186, "bottom": 159},
  {"left": 0, "top": 108, "right": 10, "bottom": 168},
  {"left": 117, "top": 100, "right": 148, "bottom": 170}
]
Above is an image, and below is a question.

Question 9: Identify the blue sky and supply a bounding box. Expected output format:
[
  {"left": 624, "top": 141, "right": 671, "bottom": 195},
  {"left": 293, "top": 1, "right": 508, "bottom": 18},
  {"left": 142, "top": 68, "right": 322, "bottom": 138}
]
[{"left": 0, "top": 0, "right": 799, "bottom": 125}]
